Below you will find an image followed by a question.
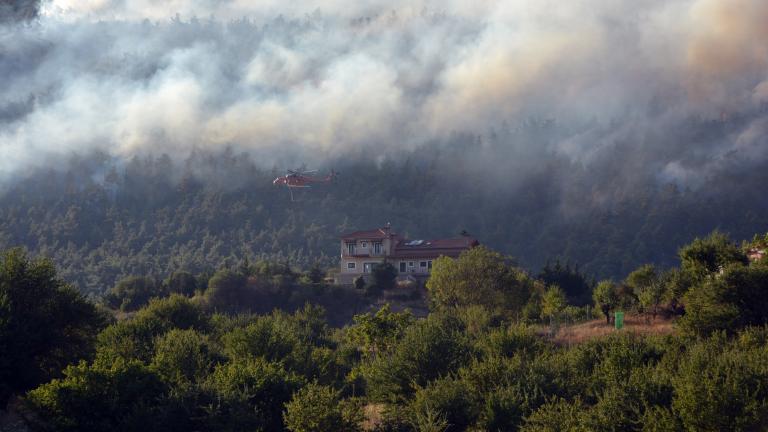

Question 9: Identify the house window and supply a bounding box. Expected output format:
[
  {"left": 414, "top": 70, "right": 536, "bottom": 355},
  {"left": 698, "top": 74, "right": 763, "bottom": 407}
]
[
  {"left": 346, "top": 242, "right": 355, "bottom": 255},
  {"left": 428, "top": 261, "right": 433, "bottom": 270},
  {"left": 361, "top": 241, "right": 367, "bottom": 248},
  {"left": 364, "top": 262, "right": 376, "bottom": 273},
  {"left": 347, "top": 262, "right": 356, "bottom": 270},
  {"left": 399, "top": 262, "right": 406, "bottom": 272},
  {"left": 420, "top": 261, "right": 427, "bottom": 268},
  {"left": 373, "top": 242, "right": 382, "bottom": 255},
  {"left": 408, "top": 262, "right": 414, "bottom": 267}
]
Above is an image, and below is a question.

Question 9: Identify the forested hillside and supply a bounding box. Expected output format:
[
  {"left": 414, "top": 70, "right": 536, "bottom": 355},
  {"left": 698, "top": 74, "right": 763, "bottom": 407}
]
[
  {"left": 1, "top": 122, "right": 767, "bottom": 296},
  {"left": 3, "top": 231, "right": 768, "bottom": 431}
]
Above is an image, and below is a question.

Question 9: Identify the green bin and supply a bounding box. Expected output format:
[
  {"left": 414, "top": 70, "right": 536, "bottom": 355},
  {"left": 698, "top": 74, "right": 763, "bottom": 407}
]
[{"left": 614, "top": 311, "right": 624, "bottom": 330}]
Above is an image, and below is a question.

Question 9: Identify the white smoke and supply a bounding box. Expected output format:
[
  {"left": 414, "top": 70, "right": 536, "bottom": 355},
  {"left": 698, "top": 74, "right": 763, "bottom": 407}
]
[{"left": 1, "top": 0, "right": 767, "bottom": 186}]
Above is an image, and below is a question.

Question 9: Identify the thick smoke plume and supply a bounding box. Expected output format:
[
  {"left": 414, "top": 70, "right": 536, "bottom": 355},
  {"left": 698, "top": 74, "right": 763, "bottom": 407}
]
[{"left": 1, "top": 0, "right": 767, "bottom": 193}]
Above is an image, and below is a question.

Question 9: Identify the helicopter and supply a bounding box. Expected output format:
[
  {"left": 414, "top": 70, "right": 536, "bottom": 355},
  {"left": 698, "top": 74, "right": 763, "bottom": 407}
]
[{"left": 273, "top": 167, "right": 338, "bottom": 201}]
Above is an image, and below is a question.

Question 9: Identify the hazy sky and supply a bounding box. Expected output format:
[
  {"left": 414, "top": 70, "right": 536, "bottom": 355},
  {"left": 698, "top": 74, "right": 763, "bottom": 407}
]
[{"left": 1, "top": 0, "right": 767, "bottom": 187}]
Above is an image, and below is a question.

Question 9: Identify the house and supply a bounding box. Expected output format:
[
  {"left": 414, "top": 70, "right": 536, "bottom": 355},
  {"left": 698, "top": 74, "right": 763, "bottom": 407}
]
[{"left": 337, "top": 224, "right": 479, "bottom": 285}]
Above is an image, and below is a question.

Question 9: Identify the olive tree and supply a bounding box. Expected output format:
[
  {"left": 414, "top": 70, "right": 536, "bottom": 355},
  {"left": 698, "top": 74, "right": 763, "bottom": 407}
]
[
  {"left": 592, "top": 280, "right": 618, "bottom": 325},
  {"left": 625, "top": 265, "right": 664, "bottom": 320},
  {"left": 427, "top": 246, "right": 531, "bottom": 316}
]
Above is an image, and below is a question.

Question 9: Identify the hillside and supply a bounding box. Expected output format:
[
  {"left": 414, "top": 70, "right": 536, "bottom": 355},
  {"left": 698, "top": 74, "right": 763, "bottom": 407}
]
[
  {"left": 4, "top": 236, "right": 768, "bottom": 432},
  {"left": 4, "top": 1, "right": 768, "bottom": 430},
  {"left": 1, "top": 141, "right": 767, "bottom": 295}
]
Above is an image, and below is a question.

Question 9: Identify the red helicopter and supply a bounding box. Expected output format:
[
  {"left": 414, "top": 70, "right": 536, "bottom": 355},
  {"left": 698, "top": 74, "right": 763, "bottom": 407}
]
[{"left": 273, "top": 167, "right": 338, "bottom": 201}]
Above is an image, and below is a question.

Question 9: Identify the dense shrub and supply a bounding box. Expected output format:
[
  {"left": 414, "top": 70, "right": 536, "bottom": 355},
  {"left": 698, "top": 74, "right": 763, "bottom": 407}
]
[
  {"left": 106, "top": 275, "right": 161, "bottom": 311},
  {"left": 150, "top": 329, "right": 218, "bottom": 391},
  {"left": 204, "top": 269, "right": 249, "bottom": 311},
  {"left": 537, "top": 260, "right": 595, "bottom": 306},
  {"left": 679, "top": 264, "right": 768, "bottom": 336},
  {"left": 407, "top": 377, "right": 476, "bottom": 432},
  {"left": 520, "top": 398, "right": 586, "bottom": 432},
  {"left": 95, "top": 295, "right": 209, "bottom": 365},
  {"left": 427, "top": 246, "right": 533, "bottom": 316},
  {"left": 0, "top": 249, "right": 105, "bottom": 406},
  {"left": 672, "top": 339, "right": 768, "bottom": 431},
  {"left": 204, "top": 358, "right": 303, "bottom": 431},
  {"left": 165, "top": 271, "right": 199, "bottom": 297},
  {"left": 283, "top": 383, "right": 362, "bottom": 432},
  {"left": 362, "top": 314, "right": 471, "bottom": 402},
  {"left": 371, "top": 263, "right": 397, "bottom": 291},
  {"left": 26, "top": 361, "right": 170, "bottom": 432}
]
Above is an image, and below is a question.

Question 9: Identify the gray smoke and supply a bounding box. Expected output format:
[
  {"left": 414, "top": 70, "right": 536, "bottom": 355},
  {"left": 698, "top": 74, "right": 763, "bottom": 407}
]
[
  {"left": 1, "top": 0, "right": 767, "bottom": 193},
  {"left": 0, "top": 0, "right": 42, "bottom": 24}
]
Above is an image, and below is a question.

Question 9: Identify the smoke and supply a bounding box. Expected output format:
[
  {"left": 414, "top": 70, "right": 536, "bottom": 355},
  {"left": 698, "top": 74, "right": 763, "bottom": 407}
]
[
  {"left": 1, "top": 0, "right": 767, "bottom": 195},
  {"left": 0, "top": 0, "right": 42, "bottom": 24}
]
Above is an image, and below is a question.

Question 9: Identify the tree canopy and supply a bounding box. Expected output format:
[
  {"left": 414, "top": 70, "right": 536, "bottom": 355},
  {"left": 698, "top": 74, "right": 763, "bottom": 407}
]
[
  {"left": 5, "top": 227, "right": 768, "bottom": 431},
  {"left": 426, "top": 246, "right": 533, "bottom": 316},
  {"left": 0, "top": 249, "right": 105, "bottom": 407}
]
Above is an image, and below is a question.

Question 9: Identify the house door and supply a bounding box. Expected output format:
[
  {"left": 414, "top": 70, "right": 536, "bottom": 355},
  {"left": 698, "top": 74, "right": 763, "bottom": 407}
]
[{"left": 399, "top": 262, "right": 406, "bottom": 273}]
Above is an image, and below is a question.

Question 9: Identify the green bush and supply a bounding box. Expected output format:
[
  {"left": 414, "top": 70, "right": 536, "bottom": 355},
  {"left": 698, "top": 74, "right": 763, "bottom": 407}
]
[
  {"left": 106, "top": 275, "right": 161, "bottom": 311},
  {"left": 625, "top": 264, "right": 665, "bottom": 319},
  {"left": 521, "top": 397, "right": 586, "bottom": 432},
  {"left": 476, "top": 385, "right": 526, "bottom": 431},
  {"left": 371, "top": 262, "right": 397, "bottom": 291},
  {"left": 426, "top": 246, "right": 533, "bottom": 316},
  {"left": 478, "top": 324, "right": 545, "bottom": 358},
  {"left": 347, "top": 305, "right": 415, "bottom": 359},
  {"left": 678, "top": 232, "right": 747, "bottom": 279},
  {"left": 223, "top": 315, "right": 302, "bottom": 362},
  {"left": 204, "top": 269, "right": 249, "bottom": 311},
  {"left": 283, "top": 383, "right": 362, "bottom": 432},
  {"left": 204, "top": 358, "right": 303, "bottom": 431},
  {"left": 672, "top": 339, "right": 768, "bottom": 431},
  {"left": 150, "top": 329, "right": 218, "bottom": 391},
  {"left": 164, "top": 271, "right": 198, "bottom": 297},
  {"left": 26, "top": 361, "right": 170, "bottom": 432},
  {"left": 95, "top": 295, "right": 209, "bottom": 365},
  {"left": 362, "top": 314, "right": 471, "bottom": 402},
  {"left": 221, "top": 306, "right": 334, "bottom": 379},
  {"left": 0, "top": 249, "right": 105, "bottom": 406},
  {"left": 679, "top": 264, "right": 768, "bottom": 336},
  {"left": 541, "top": 285, "right": 567, "bottom": 321},
  {"left": 537, "top": 260, "right": 595, "bottom": 306},
  {"left": 407, "top": 377, "right": 476, "bottom": 432}
]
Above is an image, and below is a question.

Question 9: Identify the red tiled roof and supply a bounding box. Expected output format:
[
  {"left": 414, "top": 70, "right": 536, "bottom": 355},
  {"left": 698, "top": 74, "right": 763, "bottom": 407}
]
[
  {"left": 392, "top": 237, "right": 479, "bottom": 259},
  {"left": 341, "top": 228, "right": 393, "bottom": 240},
  {"left": 394, "top": 249, "right": 465, "bottom": 259},
  {"left": 340, "top": 226, "right": 479, "bottom": 259}
]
